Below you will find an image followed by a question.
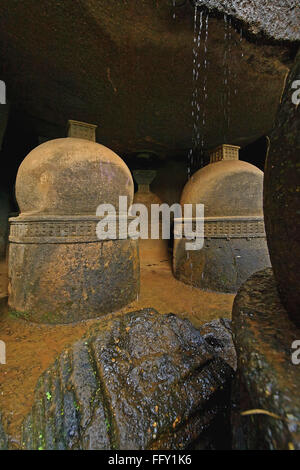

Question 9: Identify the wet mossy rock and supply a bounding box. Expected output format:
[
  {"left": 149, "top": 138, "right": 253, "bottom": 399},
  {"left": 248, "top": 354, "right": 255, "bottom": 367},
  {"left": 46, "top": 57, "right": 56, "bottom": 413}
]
[
  {"left": 0, "top": 412, "right": 8, "bottom": 450},
  {"left": 21, "top": 309, "right": 235, "bottom": 450},
  {"left": 199, "top": 318, "right": 237, "bottom": 371},
  {"left": 232, "top": 269, "right": 300, "bottom": 450},
  {"left": 264, "top": 48, "right": 300, "bottom": 326}
]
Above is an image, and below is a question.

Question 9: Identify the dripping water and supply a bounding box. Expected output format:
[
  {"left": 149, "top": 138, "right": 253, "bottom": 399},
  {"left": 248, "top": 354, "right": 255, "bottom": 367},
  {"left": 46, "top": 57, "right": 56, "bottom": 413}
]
[
  {"left": 188, "top": 6, "right": 209, "bottom": 179},
  {"left": 222, "top": 13, "right": 233, "bottom": 143},
  {"left": 240, "top": 28, "right": 244, "bottom": 58},
  {"left": 233, "top": 28, "right": 244, "bottom": 97},
  {"left": 187, "top": 4, "right": 211, "bottom": 288},
  {"left": 223, "top": 14, "right": 228, "bottom": 142},
  {"left": 227, "top": 16, "right": 232, "bottom": 132},
  {"left": 188, "top": 4, "right": 203, "bottom": 179},
  {"left": 201, "top": 13, "right": 209, "bottom": 157}
]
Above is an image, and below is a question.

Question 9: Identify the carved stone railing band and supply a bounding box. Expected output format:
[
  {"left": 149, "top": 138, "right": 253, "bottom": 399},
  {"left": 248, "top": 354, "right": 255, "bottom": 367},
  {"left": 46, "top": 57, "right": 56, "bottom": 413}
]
[
  {"left": 9, "top": 215, "right": 134, "bottom": 244},
  {"left": 174, "top": 216, "right": 266, "bottom": 240}
]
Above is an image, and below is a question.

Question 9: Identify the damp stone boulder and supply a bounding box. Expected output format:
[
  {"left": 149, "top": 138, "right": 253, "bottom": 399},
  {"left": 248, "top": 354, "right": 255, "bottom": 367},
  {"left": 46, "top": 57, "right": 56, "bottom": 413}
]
[
  {"left": 173, "top": 144, "right": 271, "bottom": 293},
  {"left": 21, "top": 308, "right": 235, "bottom": 450},
  {"left": 198, "top": 318, "right": 237, "bottom": 371},
  {"left": 231, "top": 268, "right": 300, "bottom": 450},
  {"left": 264, "top": 48, "right": 300, "bottom": 327},
  {"left": 8, "top": 137, "right": 140, "bottom": 324}
]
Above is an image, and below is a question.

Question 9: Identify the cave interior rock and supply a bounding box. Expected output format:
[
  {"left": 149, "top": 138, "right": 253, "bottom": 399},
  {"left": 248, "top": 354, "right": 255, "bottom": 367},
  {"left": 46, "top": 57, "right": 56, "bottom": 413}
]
[{"left": 0, "top": 0, "right": 299, "bottom": 451}]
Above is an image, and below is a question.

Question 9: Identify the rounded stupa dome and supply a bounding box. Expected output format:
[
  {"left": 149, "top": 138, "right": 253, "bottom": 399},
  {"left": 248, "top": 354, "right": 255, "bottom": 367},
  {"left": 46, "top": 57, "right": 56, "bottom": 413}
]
[
  {"left": 180, "top": 160, "right": 264, "bottom": 218},
  {"left": 15, "top": 138, "right": 134, "bottom": 215}
]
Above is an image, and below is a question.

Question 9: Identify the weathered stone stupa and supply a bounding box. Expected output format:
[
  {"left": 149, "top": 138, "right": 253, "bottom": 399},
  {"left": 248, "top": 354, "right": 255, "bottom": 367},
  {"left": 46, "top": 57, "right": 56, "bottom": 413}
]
[
  {"left": 133, "top": 169, "right": 169, "bottom": 264},
  {"left": 8, "top": 135, "right": 140, "bottom": 323},
  {"left": 173, "top": 144, "right": 271, "bottom": 293},
  {"left": 133, "top": 170, "right": 162, "bottom": 215}
]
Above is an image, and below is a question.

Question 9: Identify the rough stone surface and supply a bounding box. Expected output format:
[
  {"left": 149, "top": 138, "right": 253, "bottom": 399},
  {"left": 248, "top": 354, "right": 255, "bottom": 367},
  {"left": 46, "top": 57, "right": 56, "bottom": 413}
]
[
  {"left": 180, "top": 160, "right": 264, "bottom": 218},
  {"left": 8, "top": 239, "right": 140, "bottom": 324},
  {"left": 193, "top": 0, "right": 300, "bottom": 42},
  {"left": 232, "top": 268, "right": 300, "bottom": 450},
  {"left": 21, "top": 309, "right": 234, "bottom": 450},
  {"left": 174, "top": 237, "right": 271, "bottom": 294},
  {"left": 0, "top": 412, "right": 8, "bottom": 450},
  {"left": 15, "top": 138, "right": 133, "bottom": 216},
  {"left": 264, "top": 48, "right": 300, "bottom": 326},
  {"left": 8, "top": 138, "right": 140, "bottom": 323},
  {"left": 199, "top": 318, "right": 237, "bottom": 371},
  {"left": 0, "top": 1, "right": 292, "bottom": 157}
]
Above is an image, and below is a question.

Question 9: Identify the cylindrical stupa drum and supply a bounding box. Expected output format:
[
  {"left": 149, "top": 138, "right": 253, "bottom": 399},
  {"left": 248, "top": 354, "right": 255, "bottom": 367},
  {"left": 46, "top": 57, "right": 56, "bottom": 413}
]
[
  {"left": 173, "top": 144, "right": 271, "bottom": 293},
  {"left": 0, "top": 190, "right": 9, "bottom": 260},
  {"left": 8, "top": 137, "right": 140, "bottom": 323}
]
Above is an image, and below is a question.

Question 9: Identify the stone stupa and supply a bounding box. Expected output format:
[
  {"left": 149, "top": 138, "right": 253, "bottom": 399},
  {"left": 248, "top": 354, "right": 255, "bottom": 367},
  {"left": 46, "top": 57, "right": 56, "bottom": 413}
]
[
  {"left": 8, "top": 124, "right": 140, "bottom": 323},
  {"left": 173, "top": 144, "right": 271, "bottom": 293}
]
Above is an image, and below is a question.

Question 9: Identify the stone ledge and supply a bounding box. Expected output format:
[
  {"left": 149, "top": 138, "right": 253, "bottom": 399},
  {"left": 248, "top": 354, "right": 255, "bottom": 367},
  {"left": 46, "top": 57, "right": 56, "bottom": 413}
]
[{"left": 192, "top": 0, "right": 300, "bottom": 42}]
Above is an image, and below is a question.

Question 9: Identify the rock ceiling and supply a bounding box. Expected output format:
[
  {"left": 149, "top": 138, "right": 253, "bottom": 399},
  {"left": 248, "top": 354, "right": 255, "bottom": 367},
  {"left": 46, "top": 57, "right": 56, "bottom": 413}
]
[{"left": 0, "top": 0, "right": 297, "bottom": 159}]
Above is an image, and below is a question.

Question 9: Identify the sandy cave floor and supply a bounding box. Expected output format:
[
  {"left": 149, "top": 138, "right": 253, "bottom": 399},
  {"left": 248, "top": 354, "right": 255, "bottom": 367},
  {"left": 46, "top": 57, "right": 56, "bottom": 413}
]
[{"left": 0, "top": 252, "right": 234, "bottom": 446}]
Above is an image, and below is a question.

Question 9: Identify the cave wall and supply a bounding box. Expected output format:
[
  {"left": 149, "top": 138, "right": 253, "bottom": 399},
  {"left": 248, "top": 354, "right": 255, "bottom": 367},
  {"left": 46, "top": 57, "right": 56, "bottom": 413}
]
[{"left": 0, "top": 0, "right": 295, "bottom": 163}]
